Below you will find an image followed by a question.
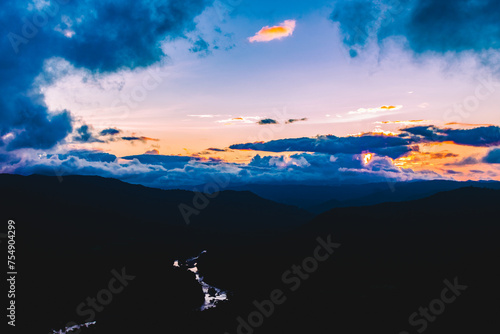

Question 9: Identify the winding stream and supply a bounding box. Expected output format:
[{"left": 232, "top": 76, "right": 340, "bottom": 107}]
[
  {"left": 51, "top": 321, "right": 96, "bottom": 333},
  {"left": 173, "top": 250, "right": 229, "bottom": 310},
  {"left": 51, "top": 250, "right": 226, "bottom": 333}
]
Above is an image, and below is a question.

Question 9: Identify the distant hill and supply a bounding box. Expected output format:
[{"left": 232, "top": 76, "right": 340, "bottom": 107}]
[
  {"left": 226, "top": 182, "right": 385, "bottom": 208},
  {"left": 227, "top": 180, "right": 500, "bottom": 213},
  {"left": 309, "top": 180, "right": 500, "bottom": 213}
]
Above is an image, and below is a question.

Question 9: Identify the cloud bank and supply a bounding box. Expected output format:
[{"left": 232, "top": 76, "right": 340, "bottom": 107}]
[
  {"left": 401, "top": 125, "right": 500, "bottom": 147},
  {"left": 0, "top": 149, "right": 446, "bottom": 190},
  {"left": 230, "top": 133, "right": 416, "bottom": 159},
  {"left": 2, "top": 124, "right": 498, "bottom": 189},
  {"left": 229, "top": 126, "right": 500, "bottom": 161}
]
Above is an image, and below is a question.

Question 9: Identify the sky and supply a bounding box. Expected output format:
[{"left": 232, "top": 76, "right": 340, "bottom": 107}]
[{"left": 2, "top": 0, "right": 500, "bottom": 189}]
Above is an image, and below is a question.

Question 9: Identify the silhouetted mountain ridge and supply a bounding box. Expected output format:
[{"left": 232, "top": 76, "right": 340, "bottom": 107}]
[
  {"left": 1, "top": 174, "right": 499, "bottom": 333},
  {"left": 0, "top": 174, "right": 312, "bottom": 234}
]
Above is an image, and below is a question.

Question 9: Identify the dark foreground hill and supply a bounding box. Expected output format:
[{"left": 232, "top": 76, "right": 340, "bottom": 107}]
[
  {"left": 197, "top": 187, "right": 500, "bottom": 334},
  {"left": 0, "top": 174, "right": 499, "bottom": 334},
  {"left": 0, "top": 174, "right": 311, "bottom": 234},
  {"left": 0, "top": 174, "right": 311, "bottom": 333}
]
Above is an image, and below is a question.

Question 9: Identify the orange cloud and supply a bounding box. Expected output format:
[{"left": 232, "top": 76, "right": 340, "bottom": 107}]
[
  {"left": 445, "top": 122, "right": 494, "bottom": 127},
  {"left": 248, "top": 20, "right": 296, "bottom": 43},
  {"left": 217, "top": 116, "right": 262, "bottom": 124},
  {"left": 348, "top": 105, "right": 403, "bottom": 115}
]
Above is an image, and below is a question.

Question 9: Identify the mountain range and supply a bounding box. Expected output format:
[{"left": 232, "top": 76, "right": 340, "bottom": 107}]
[{"left": 0, "top": 174, "right": 499, "bottom": 333}]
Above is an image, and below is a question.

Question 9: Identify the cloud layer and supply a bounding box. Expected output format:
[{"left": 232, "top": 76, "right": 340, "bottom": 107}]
[
  {"left": 0, "top": 149, "right": 445, "bottom": 190},
  {"left": 230, "top": 133, "right": 416, "bottom": 159},
  {"left": 2, "top": 123, "right": 498, "bottom": 189},
  {"left": 229, "top": 126, "right": 500, "bottom": 161}
]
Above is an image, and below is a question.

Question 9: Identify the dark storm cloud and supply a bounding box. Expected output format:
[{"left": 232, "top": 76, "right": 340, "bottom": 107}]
[
  {"left": 446, "top": 156, "right": 480, "bottom": 166},
  {"left": 100, "top": 128, "right": 122, "bottom": 136},
  {"left": 285, "top": 118, "right": 308, "bottom": 124},
  {"left": 445, "top": 170, "right": 463, "bottom": 175},
  {"left": 74, "top": 125, "right": 104, "bottom": 143},
  {"left": 207, "top": 147, "right": 228, "bottom": 152},
  {"left": 230, "top": 125, "right": 500, "bottom": 160},
  {"left": 330, "top": 0, "right": 381, "bottom": 57},
  {"left": 404, "top": 0, "right": 500, "bottom": 53},
  {"left": 401, "top": 126, "right": 500, "bottom": 147},
  {"left": 55, "top": 150, "right": 117, "bottom": 163},
  {"left": 371, "top": 145, "right": 415, "bottom": 159},
  {"left": 1, "top": 0, "right": 211, "bottom": 152},
  {"left": 331, "top": 0, "right": 500, "bottom": 56},
  {"left": 483, "top": 148, "right": 500, "bottom": 163},
  {"left": 257, "top": 118, "right": 279, "bottom": 125},
  {"left": 121, "top": 136, "right": 160, "bottom": 142},
  {"left": 230, "top": 134, "right": 415, "bottom": 159},
  {"left": 72, "top": 126, "right": 158, "bottom": 144},
  {"left": 0, "top": 155, "right": 9, "bottom": 163},
  {"left": 189, "top": 37, "right": 211, "bottom": 55},
  {"left": 3, "top": 100, "right": 73, "bottom": 150}
]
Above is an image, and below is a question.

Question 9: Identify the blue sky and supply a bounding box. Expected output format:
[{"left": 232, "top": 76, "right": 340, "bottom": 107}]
[{"left": 2, "top": 0, "right": 500, "bottom": 188}]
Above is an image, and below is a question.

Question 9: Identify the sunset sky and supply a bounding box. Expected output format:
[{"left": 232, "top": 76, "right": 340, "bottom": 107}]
[{"left": 2, "top": 0, "right": 500, "bottom": 189}]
